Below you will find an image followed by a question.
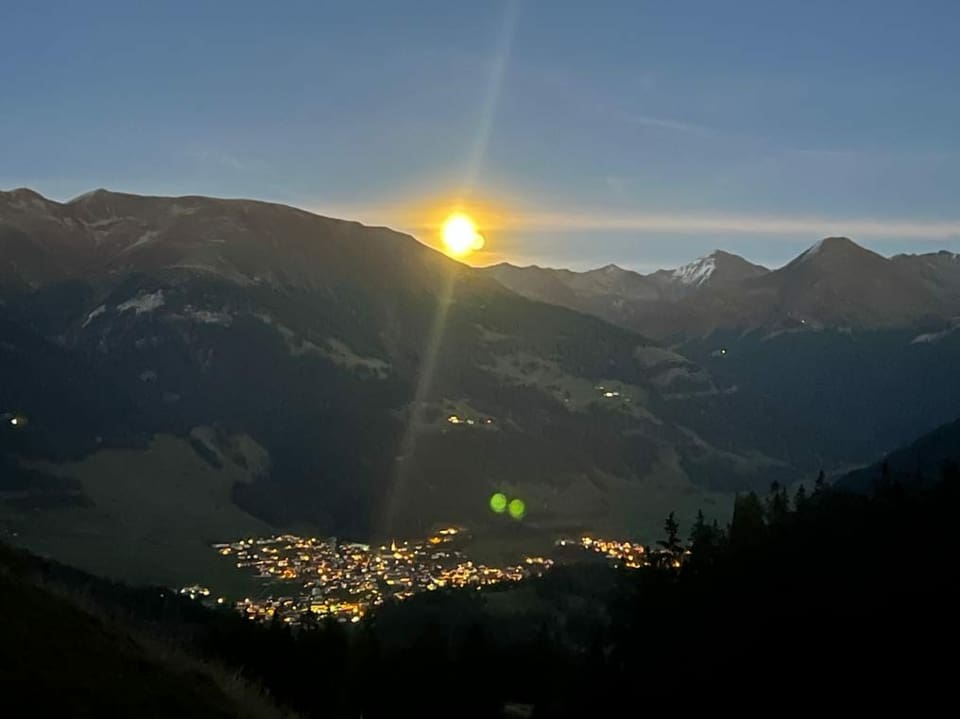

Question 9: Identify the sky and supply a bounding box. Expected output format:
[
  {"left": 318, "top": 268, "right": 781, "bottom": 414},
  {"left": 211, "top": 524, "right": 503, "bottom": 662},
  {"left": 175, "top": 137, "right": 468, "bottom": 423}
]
[{"left": 3, "top": 0, "right": 959, "bottom": 271}]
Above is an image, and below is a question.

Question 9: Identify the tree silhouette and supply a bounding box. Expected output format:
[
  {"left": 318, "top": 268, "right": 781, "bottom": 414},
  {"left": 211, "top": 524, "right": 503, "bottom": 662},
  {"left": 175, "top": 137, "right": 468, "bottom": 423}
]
[
  {"left": 767, "top": 481, "right": 790, "bottom": 526},
  {"left": 813, "top": 470, "right": 827, "bottom": 496},
  {"left": 794, "top": 484, "right": 808, "bottom": 510},
  {"left": 658, "top": 511, "right": 682, "bottom": 557},
  {"left": 688, "top": 509, "right": 722, "bottom": 567},
  {"left": 729, "top": 492, "right": 765, "bottom": 549},
  {"left": 689, "top": 509, "right": 708, "bottom": 546}
]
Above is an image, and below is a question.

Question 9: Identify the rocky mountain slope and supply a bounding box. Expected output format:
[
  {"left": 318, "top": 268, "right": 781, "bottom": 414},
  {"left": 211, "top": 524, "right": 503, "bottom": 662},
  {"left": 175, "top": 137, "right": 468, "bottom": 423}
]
[
  {"left": 487, "top": 237, "right": 960, "bottom": 476},
  {"left": 484, "top": 250, "right": 769, "bottom": 328},
  {"left": 486, "top": 237, "right": 960, "bottom": 340}
]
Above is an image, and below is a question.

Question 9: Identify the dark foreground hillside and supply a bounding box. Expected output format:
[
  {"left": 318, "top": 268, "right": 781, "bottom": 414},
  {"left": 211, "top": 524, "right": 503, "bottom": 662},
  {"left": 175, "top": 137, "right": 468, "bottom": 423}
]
[
  {"left": 0, "top": 545, "right": 290, "bottom": 718},
  {"left": 2, "top": 458, "right": 959, "bottom": 717}
]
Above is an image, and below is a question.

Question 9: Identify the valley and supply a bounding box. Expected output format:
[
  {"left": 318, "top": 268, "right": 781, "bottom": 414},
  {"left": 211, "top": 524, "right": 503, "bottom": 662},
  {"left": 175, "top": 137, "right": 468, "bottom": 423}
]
[{"left": 2, "top": 188, "right": 959, "bottom": 593}]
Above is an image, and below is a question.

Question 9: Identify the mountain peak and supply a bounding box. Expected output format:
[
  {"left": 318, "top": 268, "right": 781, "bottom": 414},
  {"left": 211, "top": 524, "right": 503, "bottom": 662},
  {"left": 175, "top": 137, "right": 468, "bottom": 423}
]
[
  {"left": 789, "top": 237, "right": 888, "bottom": 271},
  {"left": 0, "top": 187, "right": 59, "bottom": 213},
  {"left": 67, "top": 188, "right": 115, "bottom": 204},
  {"left": 671, "top": 254, "right": 718, "bottom": 287},
  {"left": 801, "top": 236, "right": 863, "bottom": 258},
  {"left": 2, "top": 187, "right": 46, "bottom": 199}
]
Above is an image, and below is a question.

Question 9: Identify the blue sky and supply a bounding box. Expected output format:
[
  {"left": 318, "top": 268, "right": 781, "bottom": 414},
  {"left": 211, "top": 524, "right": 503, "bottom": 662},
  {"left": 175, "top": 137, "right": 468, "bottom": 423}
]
[{"left": 3, "top": 0, "right": 959, "bottom": 270}]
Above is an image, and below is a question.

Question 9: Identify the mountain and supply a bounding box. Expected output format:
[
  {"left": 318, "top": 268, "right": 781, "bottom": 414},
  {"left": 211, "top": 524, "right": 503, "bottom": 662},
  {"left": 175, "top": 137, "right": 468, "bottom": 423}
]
[
  {"left": 668, "top": 240, "right": 960, "bottom": 471},
  {"left": 712, "top": 236, "right": 943, "bottom": 329},
  {"left": 627, "top": 237, "right": 959, "bottom": 339},
  {"left": 490, "top": 236, "right": 960, "bottom": 481},
  {"left": 487, "top": 238, "right": 960, "bottom": 340},
  {"left": 836, "top": 417, "right": 960, "bottom": 493},
  {"left": 0, "top": 187, "right": 778, "bottom": 589},
  {"left": 892, "top": 250, "right": 960, "bottom": 304},
  {"left": 646, "top": 249, "right": 770, "bottom": 298},
  {"left": 482, "top": 262, "right": 658, "bottom": 319},
  {"left": 484, "top": 249, "right": 768, "bottom": 328}
]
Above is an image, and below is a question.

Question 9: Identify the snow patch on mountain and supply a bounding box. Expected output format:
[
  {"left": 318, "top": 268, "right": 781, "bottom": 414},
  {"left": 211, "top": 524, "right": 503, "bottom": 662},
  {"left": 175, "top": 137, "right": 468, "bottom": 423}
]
[
  {"left": 123, "top": 230, "right": 160, "bottom": 253},
  {"left": 323, "top": 338, "right": 391, "bottom": 378},
  {"left": 81, "top": 305, "right": 106, "bottom": 328},
  {"left": 799, "top": 239, "right": 826, "bottom": 261},
  {"left": 672, "top": 254, "right": 717, "bottom": 287},
  {"left": 911, "top": 321, "right": 960, "bottom": 345},
  {"left": 186, "top": 308, "right": 233, "bottom": 325},
  {"left": 118, "top": 290, "right": 165, "bottom": 314}
]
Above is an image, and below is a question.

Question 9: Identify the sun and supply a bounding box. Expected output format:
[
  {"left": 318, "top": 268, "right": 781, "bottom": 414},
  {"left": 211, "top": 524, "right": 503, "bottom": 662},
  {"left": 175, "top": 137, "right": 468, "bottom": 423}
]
[{"left": 442, "top": 213, "right": 485, "bottom": 258}]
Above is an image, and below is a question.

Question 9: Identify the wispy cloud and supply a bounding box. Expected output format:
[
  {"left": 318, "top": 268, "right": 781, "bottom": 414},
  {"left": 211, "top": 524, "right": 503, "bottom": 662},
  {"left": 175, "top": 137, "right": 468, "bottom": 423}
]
[
  {"left": 507, "top": 210, "right": 960, "bottom": 240},
  {"left": 623, "top": 114, "right": 713, "bottom": 136},
  {"left": 311, "top": 200, "right": 960, "bottom": 242}
]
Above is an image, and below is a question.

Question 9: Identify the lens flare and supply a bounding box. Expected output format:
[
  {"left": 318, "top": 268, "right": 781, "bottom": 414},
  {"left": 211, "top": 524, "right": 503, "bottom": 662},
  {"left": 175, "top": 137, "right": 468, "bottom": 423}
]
[{"left": 490, "top": 492, "right": 508, "bottom": 514}]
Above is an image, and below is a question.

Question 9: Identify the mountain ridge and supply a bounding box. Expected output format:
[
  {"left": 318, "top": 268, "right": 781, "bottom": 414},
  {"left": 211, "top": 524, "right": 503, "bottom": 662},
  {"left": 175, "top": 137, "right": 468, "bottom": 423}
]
[
  {"left": 485, "top": 236, "right": 960, "bottom": 340},
  {"left": 836, "top": 417, "right": 960, "bottom": 493}
]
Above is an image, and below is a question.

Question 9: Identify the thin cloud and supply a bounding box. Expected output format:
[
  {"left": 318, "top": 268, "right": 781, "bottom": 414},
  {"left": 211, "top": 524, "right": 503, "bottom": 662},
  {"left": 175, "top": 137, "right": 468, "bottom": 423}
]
[
  {"left": 308, "top": 201, "right": 960, "bottom": 242},
  {"left": 624, "top": 114, "right": 713, "bottom": 136},
  {"left": 508, "top": 210, "right": 960, "bottom": 240}
]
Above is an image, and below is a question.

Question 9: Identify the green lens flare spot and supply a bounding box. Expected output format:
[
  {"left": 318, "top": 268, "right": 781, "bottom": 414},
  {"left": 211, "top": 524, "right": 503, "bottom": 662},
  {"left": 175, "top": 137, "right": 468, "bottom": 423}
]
[
  {"left": 489, "top": 493, "right": 508, "bottom": 514},
  {"left": 508, "top": 498, "right": 526, "bottom": 520}
]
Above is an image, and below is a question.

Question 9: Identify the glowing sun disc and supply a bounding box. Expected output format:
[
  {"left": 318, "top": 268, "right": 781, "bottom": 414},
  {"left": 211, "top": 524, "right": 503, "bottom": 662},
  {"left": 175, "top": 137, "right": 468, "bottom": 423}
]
[{"left": 442, "top": 213, "right": 485, "bottom": 257}]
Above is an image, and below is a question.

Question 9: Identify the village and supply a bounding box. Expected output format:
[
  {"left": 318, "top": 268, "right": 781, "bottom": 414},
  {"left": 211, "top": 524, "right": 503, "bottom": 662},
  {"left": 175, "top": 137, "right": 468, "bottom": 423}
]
[
  {"left": 208, "top": 528, "right": 554, "bottom": 625},
  {"left": 191, "top": 529, "right": 661, "bottom": 626}
]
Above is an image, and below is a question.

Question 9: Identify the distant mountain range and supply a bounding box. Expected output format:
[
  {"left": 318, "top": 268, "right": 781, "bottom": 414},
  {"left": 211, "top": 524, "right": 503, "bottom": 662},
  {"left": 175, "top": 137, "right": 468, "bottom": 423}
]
[
  {"left": 485, "top": 237, "right": 960, "bottom": 339},
  {"left": 485, "top": 250, "right": 769, "bottom": 332},
  {"left": 489, "top": 239, "right": 960, "bottom": 480},
  {"left": 2, "top": 187, "right": 959, "bottom": 591}
]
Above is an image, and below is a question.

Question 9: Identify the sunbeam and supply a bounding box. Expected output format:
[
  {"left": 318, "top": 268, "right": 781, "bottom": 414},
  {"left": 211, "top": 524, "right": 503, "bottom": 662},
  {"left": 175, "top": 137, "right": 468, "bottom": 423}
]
[
  {"left": 380, "top": 265, "right": 458, "bottom": 537},
  {"left": 380, "top": 2, "right": 520, "bottom": 538},
  {"left": 458, "top": 0, "right": 520, "bottom": 201}
]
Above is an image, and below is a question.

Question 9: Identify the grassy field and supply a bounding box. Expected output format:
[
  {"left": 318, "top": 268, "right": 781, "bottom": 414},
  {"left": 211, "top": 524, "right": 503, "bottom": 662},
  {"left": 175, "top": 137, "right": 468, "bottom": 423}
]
[{"left": 1, "top": 434, "right": 272, "bottom": 597}]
